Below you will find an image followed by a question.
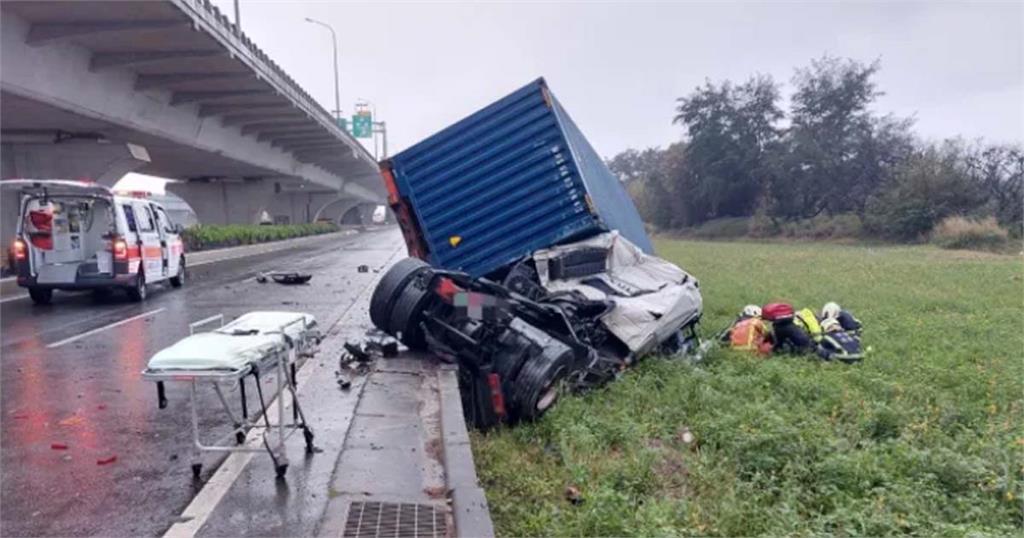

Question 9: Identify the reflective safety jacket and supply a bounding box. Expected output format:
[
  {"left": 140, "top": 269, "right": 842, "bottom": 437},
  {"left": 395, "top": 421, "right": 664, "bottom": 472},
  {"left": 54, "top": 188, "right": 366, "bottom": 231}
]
[
  {"left": 729, "top": 317, "right": 772, "bottom": 355},
  {"left": 795, "top": 308, "right": 824, "bottom": 342}
]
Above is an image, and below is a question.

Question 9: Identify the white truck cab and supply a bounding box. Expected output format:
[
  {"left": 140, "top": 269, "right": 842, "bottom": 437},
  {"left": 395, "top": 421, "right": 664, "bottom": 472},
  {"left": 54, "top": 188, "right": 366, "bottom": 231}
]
[{"left": 5, "top": 180, "right": 186, "bottom": 305}]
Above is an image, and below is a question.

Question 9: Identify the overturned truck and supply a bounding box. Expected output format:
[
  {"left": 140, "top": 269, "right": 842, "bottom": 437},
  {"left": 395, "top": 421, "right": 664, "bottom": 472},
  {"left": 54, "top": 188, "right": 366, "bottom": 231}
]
[{"left": 370, "top": 78, "right": 703, "bottom": 429}]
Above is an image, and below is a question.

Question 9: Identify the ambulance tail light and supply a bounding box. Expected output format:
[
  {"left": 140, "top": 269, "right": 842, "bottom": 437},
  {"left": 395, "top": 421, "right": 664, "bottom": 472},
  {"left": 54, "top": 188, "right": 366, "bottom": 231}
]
[
  {"left": 11, "top": 238, "right": 27, "bottom": 261},
  {"left": 112, "top": 237, "right": 129, "bottom": 261}
]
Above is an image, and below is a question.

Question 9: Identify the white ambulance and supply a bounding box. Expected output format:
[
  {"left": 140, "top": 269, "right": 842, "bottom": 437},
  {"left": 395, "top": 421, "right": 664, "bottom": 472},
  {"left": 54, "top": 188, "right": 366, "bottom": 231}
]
[{"left": 5, "top": 180, "right": 186, "bottom": 305}]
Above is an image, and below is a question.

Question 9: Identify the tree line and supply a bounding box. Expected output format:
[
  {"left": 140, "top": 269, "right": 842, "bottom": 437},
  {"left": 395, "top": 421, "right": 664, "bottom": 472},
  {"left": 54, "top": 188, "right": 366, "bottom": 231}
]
[{"left": 609, "top": 56, "right": 1023, "bottom": 240}]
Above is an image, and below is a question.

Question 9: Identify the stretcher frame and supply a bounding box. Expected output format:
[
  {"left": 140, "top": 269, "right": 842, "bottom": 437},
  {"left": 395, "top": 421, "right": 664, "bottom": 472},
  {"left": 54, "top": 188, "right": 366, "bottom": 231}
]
[{"left": 142, "top": 313, "right": 318, "bottom": 479}]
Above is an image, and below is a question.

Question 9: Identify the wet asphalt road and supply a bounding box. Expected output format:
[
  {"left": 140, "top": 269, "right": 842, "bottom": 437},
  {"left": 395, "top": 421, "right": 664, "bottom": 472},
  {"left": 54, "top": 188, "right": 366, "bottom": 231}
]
[{"left": 0, "top": 228, "right": 403, "bottom": 537}]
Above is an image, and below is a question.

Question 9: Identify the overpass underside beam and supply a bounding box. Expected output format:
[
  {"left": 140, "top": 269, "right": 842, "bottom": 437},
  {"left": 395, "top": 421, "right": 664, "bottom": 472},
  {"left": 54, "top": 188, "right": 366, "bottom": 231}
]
[{"left": 0, "top": 140, "right": 151, "bottom": 185}]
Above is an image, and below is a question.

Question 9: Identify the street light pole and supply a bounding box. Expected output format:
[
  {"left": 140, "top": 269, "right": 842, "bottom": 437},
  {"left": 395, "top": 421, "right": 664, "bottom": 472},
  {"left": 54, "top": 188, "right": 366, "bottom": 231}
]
[{"left": 304, "top": 17, "right": 341, "bottom": 122}]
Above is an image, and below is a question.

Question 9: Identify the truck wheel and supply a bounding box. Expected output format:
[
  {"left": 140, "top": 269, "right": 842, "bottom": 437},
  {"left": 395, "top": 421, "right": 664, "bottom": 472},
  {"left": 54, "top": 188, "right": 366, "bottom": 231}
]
[
  {"left": 369, "top": 257, "right": 430, "bottom": 331},
  {"left": 387, "top": 269, "right": 436, "bottom": 350},
  {"left": 127, "top": 269, "right": 147, "bottom": 302},
  {"left": 510, "top": 342, "right": 573, "bottom": 421},
  {"left": 169, "top": 258, "right": 186, "bottom": 288},
  {"left": 28, "top": 287, "right": 53, "bottom": 305}
]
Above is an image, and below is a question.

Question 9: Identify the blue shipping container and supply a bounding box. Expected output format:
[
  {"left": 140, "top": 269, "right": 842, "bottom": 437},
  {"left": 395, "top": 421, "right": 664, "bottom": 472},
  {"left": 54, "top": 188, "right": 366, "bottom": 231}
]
[{"left": 382, "top": 77, "right": 652, "bottom": 277}]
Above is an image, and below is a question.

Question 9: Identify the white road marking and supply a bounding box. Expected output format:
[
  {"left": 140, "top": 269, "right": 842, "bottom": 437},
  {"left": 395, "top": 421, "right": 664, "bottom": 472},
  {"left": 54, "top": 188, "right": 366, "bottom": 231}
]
[
  {"left": 45, "top": 308, "right": 165, "bottom": 348},
  {"left": 0, "top": 293, "right": 29, "bottom": 304}
]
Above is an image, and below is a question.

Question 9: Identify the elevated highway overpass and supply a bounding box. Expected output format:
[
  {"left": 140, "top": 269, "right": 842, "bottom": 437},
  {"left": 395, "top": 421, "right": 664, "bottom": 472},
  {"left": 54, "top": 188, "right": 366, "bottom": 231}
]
[{"left": 0, "top": 0, "right": 385, "bottom": 232}]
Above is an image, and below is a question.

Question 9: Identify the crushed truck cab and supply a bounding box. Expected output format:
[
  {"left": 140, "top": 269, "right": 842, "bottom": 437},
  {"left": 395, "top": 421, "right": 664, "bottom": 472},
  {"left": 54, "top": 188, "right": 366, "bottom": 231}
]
[{"left": 372, "top": 78, "right": 704, "bottom": 429}]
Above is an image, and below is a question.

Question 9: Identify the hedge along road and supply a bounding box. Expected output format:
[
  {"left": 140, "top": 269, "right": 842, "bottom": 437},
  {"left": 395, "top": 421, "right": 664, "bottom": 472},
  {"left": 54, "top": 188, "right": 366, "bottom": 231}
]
[{"left": 0, "top": 227, "right": 404, "bottom": 537}]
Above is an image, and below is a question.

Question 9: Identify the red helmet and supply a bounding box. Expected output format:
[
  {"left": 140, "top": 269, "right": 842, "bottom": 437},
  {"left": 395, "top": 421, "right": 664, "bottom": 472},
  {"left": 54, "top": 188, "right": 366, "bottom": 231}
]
[{"left": 762, "top": 302, "right": 795, "bottom": 321}]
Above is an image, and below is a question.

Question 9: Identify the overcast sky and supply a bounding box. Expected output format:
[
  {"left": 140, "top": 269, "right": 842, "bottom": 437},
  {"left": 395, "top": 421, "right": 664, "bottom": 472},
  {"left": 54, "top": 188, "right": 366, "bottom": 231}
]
[
  {"left": 122, "top": 1, "right": 1024, "bottom": 192},
  {"left": 204, "top": 0, "right": 1021, "bottom": 157}
]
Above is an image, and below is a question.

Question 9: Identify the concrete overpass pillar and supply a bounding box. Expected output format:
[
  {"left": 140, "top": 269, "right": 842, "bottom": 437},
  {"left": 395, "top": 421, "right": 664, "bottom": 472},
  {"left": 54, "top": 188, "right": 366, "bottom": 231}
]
[
  {"left": 167, "top": 178, "right": 278, "bottom": 226},
  {"left": 0, "top": 141, "right": 151, "bottom": 185}
]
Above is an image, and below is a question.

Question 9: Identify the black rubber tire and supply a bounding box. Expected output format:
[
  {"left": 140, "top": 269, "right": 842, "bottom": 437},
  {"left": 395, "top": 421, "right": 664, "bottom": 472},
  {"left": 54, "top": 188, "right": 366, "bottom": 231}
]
[
  {"left": 509, "top": 343, "right": 572, "bottom": 422},
  {"left": 386, "top": 270, "right": 435, "bottom": 350},
  {"left": 191, "top": 463, "right": 202, "bottom": 479},
  {"left": 491, "top": 332, "right": 533, "bottom": 411},
  {"left": 169, "top": 258, "right": 185, "bottom": 288},
  {"left": 275, "top": 464, "right": 288, "bottom": 479},
  {"left": 126, "top": 269, "right": 147, "bottom": 302},
  {"left": 28, "top": 287, "right": 53, "bottom": 305},
  {"left": 369, "top": 257, "right": 430, "bottom": 331},
  {"left": 235, "top": 431, "right": 245, "bottom": 445}
]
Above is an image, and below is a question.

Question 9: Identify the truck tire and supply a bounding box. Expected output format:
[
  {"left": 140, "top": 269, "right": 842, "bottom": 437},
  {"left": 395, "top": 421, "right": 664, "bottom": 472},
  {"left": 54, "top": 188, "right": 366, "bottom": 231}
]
[
  {"left": 509, "top": 338, "right": 573, "bottom": 421},
  {"left": 386, "top": 269, "right": 435, "bottom": 350},
  {"left": 127, "top": 269, "right": 147, "bottom": 302},
  {"left": 28, "top": 287, "right": 53, "bottom": 305},
  {"left": 169, "top": 258, "right": 186, "bottom": 288},
  {"left": 370, "top": 257, "right": 430, "bottom": 331}
]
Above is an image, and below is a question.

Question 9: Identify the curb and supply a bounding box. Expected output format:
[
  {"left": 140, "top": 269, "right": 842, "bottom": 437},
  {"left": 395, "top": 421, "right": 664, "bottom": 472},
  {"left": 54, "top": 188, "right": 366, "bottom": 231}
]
[{"left": 438, "top": 363, "right": 496, "bottom": 538}]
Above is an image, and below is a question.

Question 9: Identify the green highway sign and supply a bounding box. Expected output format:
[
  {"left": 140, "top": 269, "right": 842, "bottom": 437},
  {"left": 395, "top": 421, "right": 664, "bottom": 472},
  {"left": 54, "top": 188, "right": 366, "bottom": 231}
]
[{"left": 351, "top": 114, "right": 373, "bottom": 138}]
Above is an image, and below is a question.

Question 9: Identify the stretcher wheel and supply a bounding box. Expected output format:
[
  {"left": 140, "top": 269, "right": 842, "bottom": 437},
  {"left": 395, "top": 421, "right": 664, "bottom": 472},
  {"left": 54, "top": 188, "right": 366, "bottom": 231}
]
[
  {"left": 191, "top": 463, "right": 202, "bottom": 479},
  {"left": 275, "top": 463, "right": 288, "bottom": 479},
  {"left": 235, "top": 431, "right": 246, "bottom": 445}
]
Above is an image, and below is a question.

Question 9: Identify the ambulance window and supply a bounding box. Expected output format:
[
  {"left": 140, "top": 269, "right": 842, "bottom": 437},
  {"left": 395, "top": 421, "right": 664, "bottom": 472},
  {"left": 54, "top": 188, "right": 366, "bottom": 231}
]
[
  {"left": 122, "top": 204, "right": 138, "bottom": 232},
  {"left": 155, "top": 206, "right": 175, "bottom": 234},
  {"left": 139, "top": 205, "right": 155, "bottom": 232}
]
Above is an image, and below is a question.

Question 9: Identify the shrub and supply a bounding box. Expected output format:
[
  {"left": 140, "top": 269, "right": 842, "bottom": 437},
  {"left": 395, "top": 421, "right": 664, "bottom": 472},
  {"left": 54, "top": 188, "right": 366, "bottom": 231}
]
[
  {"left": 181, "top": 222, "right": 338, "bottom": 251},
  {"left": 930, "top": 216, "right": 1010, "bottom": 251},
  {"left": 864, "top": 142, "right": 987, "bottom": 240},
  {"left": 688, "top": 217, "right": 751, "bottom": 239}
]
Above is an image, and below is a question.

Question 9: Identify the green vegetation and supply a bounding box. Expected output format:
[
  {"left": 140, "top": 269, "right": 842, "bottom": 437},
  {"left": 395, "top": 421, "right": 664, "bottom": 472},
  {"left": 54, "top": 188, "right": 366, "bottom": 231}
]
[
  {"left": 611, "top": 56, "right": 1023, "bottom": 244},
  {"left": 932, "top": 216, "right": 1011, "bottom": 253},
  {"left": 181, "top": 222, "right": 338, "bottom": 251},
  {"left": 472, "top": 238, "right": 1023, "bottom": 536}
]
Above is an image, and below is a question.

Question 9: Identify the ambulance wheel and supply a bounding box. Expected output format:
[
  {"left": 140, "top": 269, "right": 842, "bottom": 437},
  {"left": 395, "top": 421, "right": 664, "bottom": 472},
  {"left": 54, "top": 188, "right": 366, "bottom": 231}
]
[
  {"left": 28, "top": 287, "right": 52, "bottom": 305},
  {"left": 275, "top": 463, "right": 288, "bottom": 478},
  {"left": 191, "top": 463, "right": 202, "bottom": 479},
  {"left": 169, "top": 258, "right": 185, "bottom": 288},
  {"left": 127, "top": 269, "right": 147, "bottom": 302},
  {"left": 235, "top": 431, "right": 246, "bottom": 445}
]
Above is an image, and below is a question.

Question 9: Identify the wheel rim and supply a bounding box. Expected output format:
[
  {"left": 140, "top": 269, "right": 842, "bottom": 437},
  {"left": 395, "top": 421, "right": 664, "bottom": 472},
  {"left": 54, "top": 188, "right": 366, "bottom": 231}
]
[
  {"left": 138, "top": 273, "right": 146, "bottom": 298},
  {"left": 179, "top": 263, "right": 186, "bottom": 284}
]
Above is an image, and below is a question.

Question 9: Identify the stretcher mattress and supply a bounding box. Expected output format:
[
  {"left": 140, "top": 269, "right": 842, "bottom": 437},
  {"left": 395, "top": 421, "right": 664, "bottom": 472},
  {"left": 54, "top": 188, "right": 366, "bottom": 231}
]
[{"left": 147, "top": 311, "right": 316, "bottom": 372}]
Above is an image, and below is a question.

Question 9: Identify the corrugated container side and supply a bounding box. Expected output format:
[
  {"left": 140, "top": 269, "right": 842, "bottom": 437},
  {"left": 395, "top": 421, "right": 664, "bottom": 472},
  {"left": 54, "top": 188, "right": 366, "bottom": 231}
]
[
  {"left": 384, "top": 77, "right": 650, "bottom": 276},
  {"left": 549, "top": 95, "right": 653, "bottom": 254}
]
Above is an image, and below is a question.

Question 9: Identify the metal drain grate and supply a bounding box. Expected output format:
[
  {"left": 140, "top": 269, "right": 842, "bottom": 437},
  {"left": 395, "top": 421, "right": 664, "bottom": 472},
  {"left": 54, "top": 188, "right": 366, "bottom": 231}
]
[{"left": 343, "top": 501, "right": 446, "bottom": 538}]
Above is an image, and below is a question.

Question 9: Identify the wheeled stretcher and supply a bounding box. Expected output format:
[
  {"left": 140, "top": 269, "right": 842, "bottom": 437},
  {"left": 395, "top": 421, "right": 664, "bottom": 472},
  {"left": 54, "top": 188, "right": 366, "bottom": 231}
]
[{"left": 142, "top": 311, "right": 321, "bottom": 479}]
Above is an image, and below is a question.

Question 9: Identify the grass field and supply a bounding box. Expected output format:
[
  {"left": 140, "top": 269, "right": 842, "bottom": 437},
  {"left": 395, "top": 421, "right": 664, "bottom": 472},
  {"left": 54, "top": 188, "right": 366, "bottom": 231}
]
[{"left": 471, "top": 238, "right": 1024, "bottom": 537}]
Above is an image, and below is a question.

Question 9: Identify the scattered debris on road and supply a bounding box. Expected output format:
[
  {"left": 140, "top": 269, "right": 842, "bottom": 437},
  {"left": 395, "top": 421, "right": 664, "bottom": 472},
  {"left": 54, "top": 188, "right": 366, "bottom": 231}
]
[
  {"left": 255, "top": 271, "right": 313, "bottom": 284},
  {"left": 96, "top": 455, "right": 117, "bottom": 465},
  {"left": 357, "top": 265, "right": 369, "bottom": 273}
]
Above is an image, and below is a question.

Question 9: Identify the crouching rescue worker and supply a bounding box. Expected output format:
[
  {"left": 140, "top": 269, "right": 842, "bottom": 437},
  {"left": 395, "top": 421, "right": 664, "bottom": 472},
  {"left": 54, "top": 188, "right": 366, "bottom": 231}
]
[
  {"left": 816, "top": 317, "right": 865, "bottom": 363},
  {"left": 722, "top": 305, "right": 772, "bottom": 355},
  {"left": 821, "top": 301, "right": 862, "bottom": 333},
  {"left": 762, "top": 302, "right": 815, "bottom": 354}
]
